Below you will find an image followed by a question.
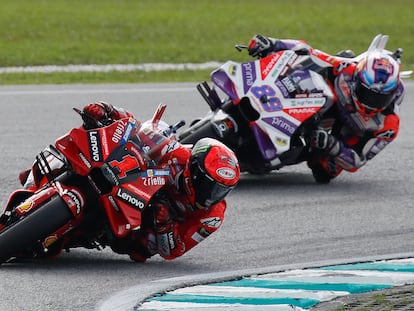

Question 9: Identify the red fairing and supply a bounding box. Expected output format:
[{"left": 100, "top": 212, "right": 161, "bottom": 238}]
[
  {"left": 55, "top": 118, "right": 139, "bottom": 174},
  {"left": 259, "top": 52, "right": 282, "bottom": 80},
  {"left": 30, "top": 116, "right": 170, "bottom": 238},
  {"left": 56, "top": 116, "right": 177, "bottom": 238},
  {"left": 0, "top": 99, "right": 191, "bottom": 266},
  {"left": 101, "top": 171, "right": 170, "bottom": 238},
  {"left": 14, "top": 182, "right": 85, "bottom": 220},
  {"left": 56, "top": 183, "right": 86, "bottom": 218},
  {"left": 14, "top": 188, "right": 58, "bottom": 216}
]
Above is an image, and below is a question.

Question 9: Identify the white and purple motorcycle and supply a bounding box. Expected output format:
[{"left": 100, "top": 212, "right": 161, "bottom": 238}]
[{"left": 178, "top": 34, "right": 409, "bottom": 182}]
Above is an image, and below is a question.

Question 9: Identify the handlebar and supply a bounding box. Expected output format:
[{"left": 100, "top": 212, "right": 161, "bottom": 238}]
[
  {"left": 235, "top": 44, "right": 248, "bottom": 52},
  {"left": 73, "top": 107, "right": 106, "bottom": 128},
  {"left": 162, "top": 120, "right": 186, "bottom": 137}
]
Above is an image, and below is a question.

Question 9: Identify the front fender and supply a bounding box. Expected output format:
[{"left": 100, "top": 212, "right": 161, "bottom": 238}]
[
  {"left": 3, "top": 189, "right": 34, "bottom": 214},
  {"left": 10, "top": 182, "right": 85, "bottom": 221}
]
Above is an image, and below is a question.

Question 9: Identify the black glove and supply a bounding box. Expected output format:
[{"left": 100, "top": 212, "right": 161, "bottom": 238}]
[
  {"left": 310, "top": 130, "right": 339, "bottom": 155},
  {"left": 82, "top": 101, "right": 114, "bottom": 129},
  {"left": 248, "top": 35, "right": 275, "bottom": 58}
]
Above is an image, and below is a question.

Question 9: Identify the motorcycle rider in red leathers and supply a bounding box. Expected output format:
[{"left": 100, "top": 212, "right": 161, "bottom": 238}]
[
  {"left": 21, "top": 102, "right": 240, "bottom": 262},
  {"left": 87, "top": 102, "right": 240, "bottom": 262},
  {"left": 248, "top": 35, "right": 405, "bottom": 182}
]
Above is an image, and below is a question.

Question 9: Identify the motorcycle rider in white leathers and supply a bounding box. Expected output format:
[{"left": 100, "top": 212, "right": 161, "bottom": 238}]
[{"left": 248, "top": 35, "right": 405, "bottom": 182}]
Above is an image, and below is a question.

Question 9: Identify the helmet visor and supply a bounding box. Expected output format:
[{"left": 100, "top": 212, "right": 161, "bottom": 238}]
[
  {"left": 354, "top": 79, "right": 395, "bottom": 112},
  {"left": 191, "top": 161, "right": 234, "bottom": 207}
]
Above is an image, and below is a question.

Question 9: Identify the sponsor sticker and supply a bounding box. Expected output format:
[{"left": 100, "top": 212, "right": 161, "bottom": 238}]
[
  {"left": 242, "top": 61, "right": 257, "bottom": 94},
  {"left": 260, "top": 53, "right": 281, "bottom": 80},
  {"left": 43, "top": 235, "right": 58, "bottom": 248},
  {"left": 216, "top": 167, "right": 236, "bottom": 180},
  {"left": 191, "top": 232, "right": 205, "bottom": 243},
  {"left": 201, "top": 217, "right": 222, "bottom": 228},
  {"left": 16, "top": 200, "right": 34, "bottom": 214},
  {"left": 65, "top": 189, "right": 84, "bottom": 215},
  {"left": 262, "top": 116, "right": 297, "bottom": 136},
  {"left": 143, "top": 176, "right": 166, "bottom": 186},
  {"left": 281, "top": 76, "right": 296, "bottom": 93},
  {"left": 116, "top": 187, "right": 145, "bottom": 211},
  {"left": 88, "top": 131, "right": 103, "bottom": 162},
  {"left": 111, "top": 120, "right": 126, "bottom": 144},
  {"left": 145, "top": 169, "right": 170, "bottom": 177},
  {"left": 275, "top": 80, "right": 290, "bottom": 98}
]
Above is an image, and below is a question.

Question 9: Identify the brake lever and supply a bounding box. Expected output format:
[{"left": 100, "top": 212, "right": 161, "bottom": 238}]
[
  {"left": 235, "top": 44, "right": 248, "bottom": 52},
  {"left": 73, "top": 107, "right": 105, "bottom": 128}
]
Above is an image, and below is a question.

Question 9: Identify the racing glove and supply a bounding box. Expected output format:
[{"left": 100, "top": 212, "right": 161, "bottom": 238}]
[
  {"left": 154, "top": 201, "right": 173, "bottom": 233},
  {"left": 153, "top": 201, "right": 185, "bottom": 259},
  {"left": 248, "top": 34, "right": 277, "bottom": 58},
  {"left": 82, "top": 101, "right": 115, "bottom": 129},
  {"left": 82, "top": 102, "right": 134, "bottom": 129},
  {"left": 310, "top": 130, "right": 340, "bottom": 156}
]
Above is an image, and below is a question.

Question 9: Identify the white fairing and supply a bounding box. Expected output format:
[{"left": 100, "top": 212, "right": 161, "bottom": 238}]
[{"left": 212, "top": 50, "right": 334, "bottom": 161}]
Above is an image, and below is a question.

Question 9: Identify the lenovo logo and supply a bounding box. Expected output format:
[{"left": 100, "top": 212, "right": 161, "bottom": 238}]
[{"left": 88, "top": 131, "right": 103, "bottom": 162}]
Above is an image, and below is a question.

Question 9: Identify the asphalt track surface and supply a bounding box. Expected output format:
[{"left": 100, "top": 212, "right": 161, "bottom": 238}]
[{"left": 0, "top": 82, "right": 412, "bottom": 311}]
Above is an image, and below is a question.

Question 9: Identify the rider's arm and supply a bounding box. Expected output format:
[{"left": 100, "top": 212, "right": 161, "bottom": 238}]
[
  {"left": 272, "top": 38, "right": 312, "bottom": 53},
  {"left": 332, "top": 113, "right": 400, "bottom": 172},
  {"left": 248, "top": 34, "right": 311, "bottom": 58},
  {"left": 155, "top": 201, "right": 226, "bottom": 260}
]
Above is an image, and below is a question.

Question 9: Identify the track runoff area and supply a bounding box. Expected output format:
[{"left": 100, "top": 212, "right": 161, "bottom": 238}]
[{"left": 97, "top": 255, "right": 414, "bottom": 311}]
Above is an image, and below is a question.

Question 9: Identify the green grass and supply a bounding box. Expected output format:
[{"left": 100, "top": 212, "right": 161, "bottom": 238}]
[
  {"left": 0, "top": 0, "right": 412, "bottom": 84},
  {"left": 330, "top": 289, "right": 414, "bottom": 310}
]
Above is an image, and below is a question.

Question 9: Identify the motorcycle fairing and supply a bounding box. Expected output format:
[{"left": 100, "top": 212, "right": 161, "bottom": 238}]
[
  {"left": 211, "top": 63, "right": 240, "bottom": 101},
  {"left": 55, "top": 118, "right": 139, "bottom": 176},
  {"left": 101, "top": 167, "right": 170, "bottom": 237},
  {"left": 0, "top": 103, "right": 188, "bottom": 261},
  {"left": 55, "top": 117, "right": 173, "bottom": 237},
  {"left": 210, "top": 50, "right": 334, "bottom": 161}
]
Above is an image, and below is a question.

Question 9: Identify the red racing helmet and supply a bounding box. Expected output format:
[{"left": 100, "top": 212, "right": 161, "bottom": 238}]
[{"left": 186, "top": 138, "right": 240, "bottom": 208}]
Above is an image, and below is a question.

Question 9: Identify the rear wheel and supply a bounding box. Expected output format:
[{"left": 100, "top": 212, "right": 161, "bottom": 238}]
[{"left": 0, "top": 196, "right": 73, "bottom": 264}]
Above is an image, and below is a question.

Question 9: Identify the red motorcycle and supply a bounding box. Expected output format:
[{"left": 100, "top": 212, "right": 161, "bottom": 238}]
[{"left": 0, "top": 104, "right": 185, "bottom": 263}]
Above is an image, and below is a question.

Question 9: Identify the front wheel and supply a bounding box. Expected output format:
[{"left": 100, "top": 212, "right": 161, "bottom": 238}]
[
  {"left": 0, "top": 195, "right": 73, "bottom": 264},
  {"left": 311, "top": 165, "right": 333, "bottom": 184}
]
